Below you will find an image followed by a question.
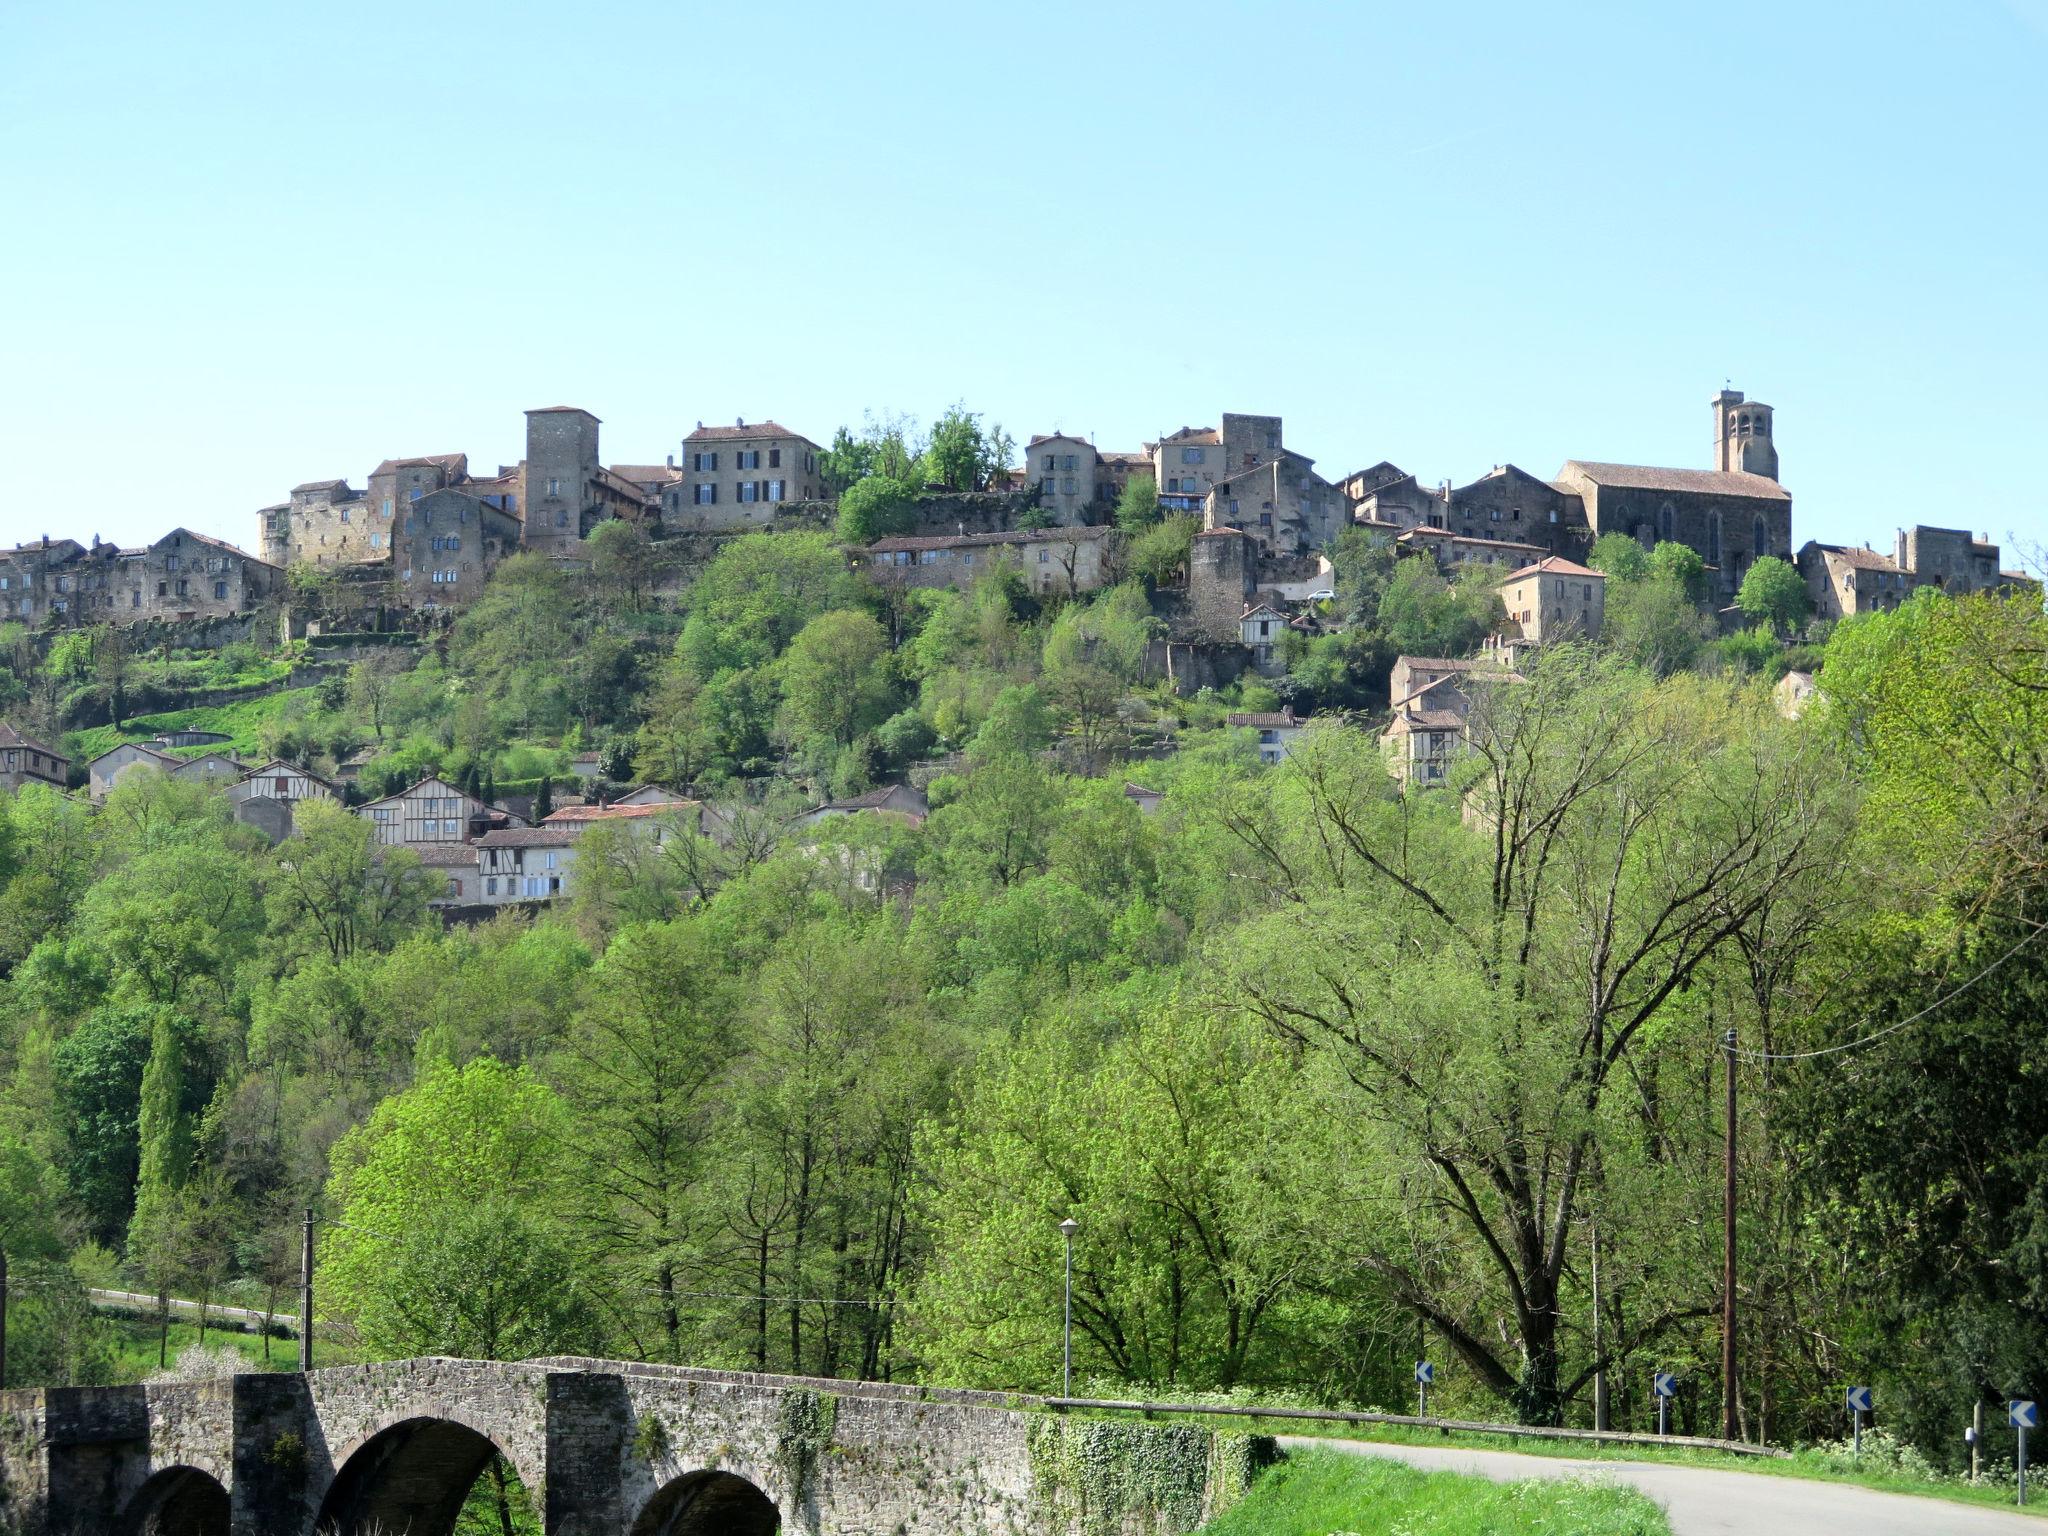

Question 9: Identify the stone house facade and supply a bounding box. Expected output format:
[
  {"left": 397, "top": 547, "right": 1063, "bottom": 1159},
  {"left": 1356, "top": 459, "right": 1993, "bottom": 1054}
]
[
  {"left": 1153, "top": 427, "right": 1226, "bottom": 513},
  {"left": 669, "top": 420, "right": 824, "bottom": 531},
  {"left": 119, "top": 530, "right": 281, "bottom": 622},
  {"left": 393, "top": 489, "right": 523, "bottom": 608},
  {"left": 1796, "top": 541, "right": 1920, "bottom": 621},
  {"left": 862, "top": 526, "right": 1112, "bottom": 597},
  {"left": 1023, "top": 433, "right": 1101, "bottom": 525},
  {"left": 1204, "top": 456, "right": 1346, "bottom": 555},
  {"left": 264, "top": 477, "right": 382, "bottom": 569},
  {"left": 1396, "top": 528, "right": 1549, "bottom": 575},
  {"left": 1893, "top": 525, "right": 2016, "bottom": 595},
  {"left": 1496, "top": 557, "right": 1606, "bottom": 645},
  {"left": 0, "top": 721, "right": 67, "bottom": 793},
  {"left": 0, "top": 538, "right": 87, "bottom": 624}
]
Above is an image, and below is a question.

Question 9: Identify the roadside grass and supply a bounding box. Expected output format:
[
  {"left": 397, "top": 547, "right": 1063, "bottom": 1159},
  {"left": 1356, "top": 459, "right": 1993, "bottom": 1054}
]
[
  {"left": 63, "top": 686, "right": 317, "bottom": 762},
  {"left": 1199, "top": 1447, "right": 1668, "bottom": 1536},
  {"left": 103, "top": 1316, "right": 301, "bottom": 1381},
  {"left": 1088, "top": 1407, "right": 2048, "bottom": 1522}
]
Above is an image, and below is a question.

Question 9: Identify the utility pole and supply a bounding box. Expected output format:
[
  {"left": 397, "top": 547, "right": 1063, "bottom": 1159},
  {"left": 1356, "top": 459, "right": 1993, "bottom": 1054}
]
[
  {"left": 1592, "top": 1217, "right": 1609, "bottom": 1432},
  {"left": 298, "top": 1208, "right": 314, "bottom": 1374},
  {"left": 1722, "top": 1028, "right": 1739, "bottom": 1441}
]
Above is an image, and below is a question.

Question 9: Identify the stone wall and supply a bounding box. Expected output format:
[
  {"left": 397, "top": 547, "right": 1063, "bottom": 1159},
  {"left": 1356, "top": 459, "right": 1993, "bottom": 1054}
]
[{"left": 0, "top": 1358, "right": 1273, "bottom": 1536}]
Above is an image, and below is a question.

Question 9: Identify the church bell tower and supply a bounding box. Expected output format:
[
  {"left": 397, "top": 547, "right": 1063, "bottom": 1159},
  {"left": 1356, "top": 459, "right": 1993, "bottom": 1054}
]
[{"left": 1713, "top": 388, "right": 1778, "bottom": 480}]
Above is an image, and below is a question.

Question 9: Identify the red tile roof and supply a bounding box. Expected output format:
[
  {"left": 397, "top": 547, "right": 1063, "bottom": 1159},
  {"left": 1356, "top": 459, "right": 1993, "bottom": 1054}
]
[
  {"left": 1228, "top": 711, "right": 1299, "bottom": 729},
  {"left": 475, "top": 825, "right": 584, "bottom": 849},
  {"left": 1502, "top": 557, "right": 1604, "bottom": 581}
]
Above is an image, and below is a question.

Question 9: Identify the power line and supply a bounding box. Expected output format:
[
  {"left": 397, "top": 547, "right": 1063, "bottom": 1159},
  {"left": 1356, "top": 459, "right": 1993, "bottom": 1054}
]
[{"left": 1735, "top": 923, "right": 2047, "bottom": 1063}]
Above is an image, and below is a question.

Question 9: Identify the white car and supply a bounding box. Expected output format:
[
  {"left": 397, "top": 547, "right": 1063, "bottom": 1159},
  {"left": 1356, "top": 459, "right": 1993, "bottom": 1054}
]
[{"left": 1304, "top": 589, "right": 1336, "bottom": 603}]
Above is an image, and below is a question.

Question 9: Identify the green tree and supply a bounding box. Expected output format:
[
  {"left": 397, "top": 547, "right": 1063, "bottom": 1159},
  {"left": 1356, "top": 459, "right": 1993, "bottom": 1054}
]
[
  {"left": 1603, "top": 573, "right": 1715, "bottom": 676},
  {"left": 1587, "top": 532, "right": 1651, "bottom": 582},
  {"left": 323, "top": 1056, "right": 605, "bottom": 1357},
  {"left": 1736, "top": 555, "right": 1810, "bottom": 637},
  {"left": 585, "top": 518, "right": 655, "bottom": 613},
  {"left": 265, "top": 799, "right": 429, "bottom": 964},
  {"left": 680, "top": 532, "right": 856, "bottom": 679},
  {"left": 552, "top": 919, "right": 739, "bottom": 1359},
  {"left": 1125, "top": 515, "right": 1196, "bottom": 588},
  {"left": 1378, "top": 560, "right": 1497, "bottom": 657},
  {"left": 777, "top": 609, "right": 896, "bottom": 755},
  {"left": 1217, "top": 658, "right": 1846, "bottom": 1422},
  {"left": 1114, "top": 473, "right": 1161, "bottom": 532},
  {"left": 916, "top": 404, "right": 1014, "bottom": 492},
  {"left": 1648, "top": 540, "right": 1710, "bottom": 603},
  {"left": 1329, "top": 527, "right": 1401, "bottom": 626},
  {"left": 835, "top": 475, "right": 916, "bottom": 545}
]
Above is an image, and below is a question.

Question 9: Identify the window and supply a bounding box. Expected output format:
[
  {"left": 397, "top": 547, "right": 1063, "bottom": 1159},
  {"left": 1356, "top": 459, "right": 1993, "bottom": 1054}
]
[
  {"left": 767, "top": 479, "right": 785, "bottom": 501},
  {"left": 1230, "top": 498, "right": 1240, "bottom": 515},
  {"left": 769, "top": 447, "right": 781, "bottom": 468},
  {"left": 695, "top": 484, "right": 717, "bottom": 505},
  {"left": 555, "top": 510, "right": 567, "bottom": 527},
  {"left": 339, "top": 507, "right": 350, "bottom": 522},
  {"left": 1265, "top": 429, "right": 1281, "bottom": 450},
  {"left": 1042, "top": 453, "right": 1055, "bottom": 471},
  {"left": 408, "top": 488, "right": 423, "bottom": 502},
  {"left": 486, "top": 877, "right": 498, "bottom": 896},
  {"left": 1181, "top": 447, "right": 1204, "bottom": 464},
  {"left": 1038, "top": 549, "right": 1050, "bottom": 564},
  {"left": 1061, "top": 477, "right": 1076, "bottom": 495},
  {"left": 1752, "top": 515, "right": 1769, "bottom": 557},
  {"left": 442, "top": 819, "right": 459, "bottom": 836},
  {"left": 1708, "top": 511, "right": 1723, "bottom": 565},
  {"left": 445, "top": 879, "right": 461, "bottom": 899},
  {"left": 547, "top": 478, "right": 562, "bottom": 496},
  {"left": 369, "top": 533, "right": 382, "bottom": 550},
  {"left": 373, "top": 807, "right": 393, "bottom": 822},
  {"left": 213, "top": 581, "right": 227, "bottom": 599},
  {"left": 737, "top": 450, "right": 760, "bottom": 470},
  {"left": 176, "top": 579, "right": 188, "bottom": 597},
  {"left": 166, "top": 555, "right": 179, "bottom": 572},
  {"left": 692, "top": 451, "right": 717, "bottom": 472},
  {"left": 1061, "top": 454, "right": 1077, "bottom": 471},
  {"left": 382, "top": 499, "right": 394, "bottom": 517},
  {"left": 739, "top": 481, "right": 759, "bottom": 503}
]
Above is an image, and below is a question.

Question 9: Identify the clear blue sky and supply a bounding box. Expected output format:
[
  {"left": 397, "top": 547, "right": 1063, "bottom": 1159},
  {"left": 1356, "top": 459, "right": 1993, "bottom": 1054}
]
[{"left": 4, "top": 1, "right": 2045, "bottom": 561}]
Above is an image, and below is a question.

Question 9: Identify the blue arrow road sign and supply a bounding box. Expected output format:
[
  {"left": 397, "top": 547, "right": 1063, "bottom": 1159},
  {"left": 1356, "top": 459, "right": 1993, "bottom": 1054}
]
[
  {"left": 1847, "top": 1386, "right": 1873, "bottom": 1414},
  {"left": 1653, "top": 1372, "right": 1678, "bottom": 1399},
  {"left": 2013, "top": 1401, "right": 2039, "bottom": 1430},
  {"left": 1415, "top": 1361, "right": 1434, "bottom": 1385}
]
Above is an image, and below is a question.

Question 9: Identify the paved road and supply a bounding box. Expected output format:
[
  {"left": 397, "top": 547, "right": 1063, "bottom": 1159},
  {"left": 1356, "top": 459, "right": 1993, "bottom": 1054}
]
[
  {"left": 89, "top": 1288, "right": 298, "bottom": 1334},
  {"left": 1287, "top": 1434, "right": 2043, "bottom": 1536}
]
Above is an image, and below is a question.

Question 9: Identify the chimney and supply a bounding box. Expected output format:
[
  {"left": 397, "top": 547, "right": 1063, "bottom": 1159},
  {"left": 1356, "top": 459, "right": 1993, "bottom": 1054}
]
[
  {"left": 665, "top": 454, "right": 674, "bottom": 469},
  {"left": 958, "top": 522, "right": 966, "bottom": 537},
  {"left": 735, "top": 417, "right": 744, "bottom": 428}
]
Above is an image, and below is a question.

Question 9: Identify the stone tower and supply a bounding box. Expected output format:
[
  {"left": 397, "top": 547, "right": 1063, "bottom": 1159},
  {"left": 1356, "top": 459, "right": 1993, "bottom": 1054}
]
[
  {"left": 522, "top": 407, "right": 601, "bottom": 553},
  {"left": 1712, "top": 389, "right": 1778, "bottom": 481},
  {"left": 1188, "top": 527, "right": 1254, "bottom": 643}
]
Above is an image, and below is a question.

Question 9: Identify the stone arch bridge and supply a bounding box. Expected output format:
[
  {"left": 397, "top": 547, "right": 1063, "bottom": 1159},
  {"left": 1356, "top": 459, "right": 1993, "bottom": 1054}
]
[{"left": 0, "top": 1357, "right": 1267, "bottom": 1535}]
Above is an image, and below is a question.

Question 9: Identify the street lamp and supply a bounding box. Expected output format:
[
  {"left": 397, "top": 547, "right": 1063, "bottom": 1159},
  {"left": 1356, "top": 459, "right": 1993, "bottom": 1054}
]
[{"left": 1059, "top": 1217, "right": 1080, "bottom": 1398}]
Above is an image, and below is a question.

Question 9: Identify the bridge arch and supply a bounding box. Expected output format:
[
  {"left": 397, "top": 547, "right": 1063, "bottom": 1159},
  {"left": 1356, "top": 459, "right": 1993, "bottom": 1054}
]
[
  {"left": 116, "top": 1464, "right": 231, "bottom": 1536},
  {"left": 631, "top": 1469, "right": 781, "bottom": 1536},
  {"left": 313, "top": 1415, "right": 539, "bottom": 1536}
]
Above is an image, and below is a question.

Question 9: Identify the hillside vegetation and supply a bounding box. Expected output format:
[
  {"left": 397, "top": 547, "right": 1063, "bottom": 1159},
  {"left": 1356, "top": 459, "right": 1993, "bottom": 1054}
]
[{"left": 0, "top": 529, "right": 2043, "bottom": 1489}]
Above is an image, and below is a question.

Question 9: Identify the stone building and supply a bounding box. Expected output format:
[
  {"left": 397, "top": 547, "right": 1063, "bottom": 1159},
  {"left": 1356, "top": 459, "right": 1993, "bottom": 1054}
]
[
  {"left": 226, "top": 760, "right": 338, "bottom": 808},
  {"left": 521, "top": 407, "right": 636, "bottom": 552},
  {"left": 1187, "top": 527, "right": 1255, "bottom": 642},
  {"left": 121, "top": 530, "right": 282, "bottom": 621},
  {"left": 1204, "top": 457, "right": 1346, "bottom": 555},
  {"left": 0, "top": 720, "right": 67, "bottom": 793},
  {"left": 0, "top": 537, "right": 86, "bottom": 624},
  {"left": 1023, "top": 433, "right": 1101, "bottom": 525},
  {"left": 1553, "top": 390, "right": 1791, "bottom": 601},
  {"left": 1893, "top": 525, "right": 2018, "bottom": 596},
  {"left": 1796, "top": 542, "right": 1920, "bottom": 621},
  {"left": 862, "top": 525, "right": 1112, "bottom": 597},
  {"left": 1396, "top": 528, "right": 1549, "bottom": 574},
  {"left": 393, "top": 489, "right": 523, "bottom": 608},
  {"left": 668, "top": 419, "right": 825, "bottom": 531},
  {"left": 263, "top": 477, "right": 378, "bottom": 568},
  {"left": 1353, "top": 467, "right": 1589, "bottom": 556},
  {"left": 1496, "top": 557, "right": 1606, "bottom": 645},
  {"left": 1154, "top": 426, "right": 1226, "bottom": 513}
]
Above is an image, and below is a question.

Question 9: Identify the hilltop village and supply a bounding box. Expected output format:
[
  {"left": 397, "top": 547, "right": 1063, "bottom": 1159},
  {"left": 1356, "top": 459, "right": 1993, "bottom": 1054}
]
[{"left": 0, "top": 386, "right": 2033, "bottom": 910}]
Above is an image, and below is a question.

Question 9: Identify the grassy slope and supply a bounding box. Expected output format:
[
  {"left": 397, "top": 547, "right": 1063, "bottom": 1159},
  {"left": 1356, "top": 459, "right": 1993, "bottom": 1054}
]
[
  {"left": 1201, "top": 1448, "right": 1669, "bottom": 1536},
  {"left": 63, "top": 687, "right": 317, "bottom": 762}
]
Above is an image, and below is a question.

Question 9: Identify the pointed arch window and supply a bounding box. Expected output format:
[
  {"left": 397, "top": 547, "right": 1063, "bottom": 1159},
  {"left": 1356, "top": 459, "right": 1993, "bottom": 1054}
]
[
  {"left": 1658, "top": 502, "right": 1675, "bottom": 543},
  {"left": 1707, "top": 511, "right": 1723, "bottom": 566}
]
